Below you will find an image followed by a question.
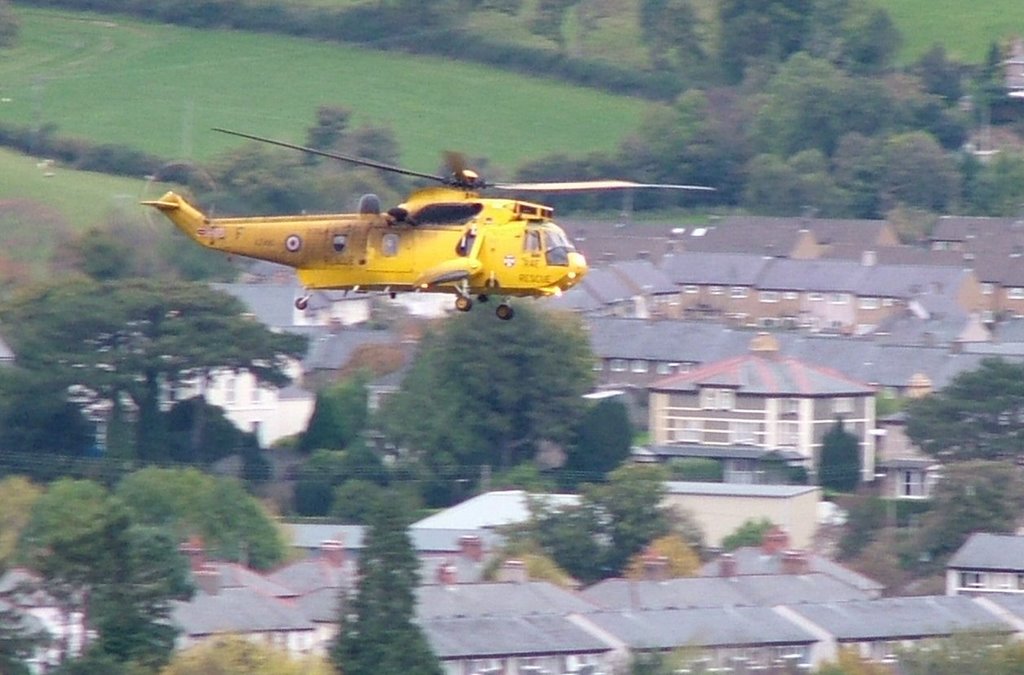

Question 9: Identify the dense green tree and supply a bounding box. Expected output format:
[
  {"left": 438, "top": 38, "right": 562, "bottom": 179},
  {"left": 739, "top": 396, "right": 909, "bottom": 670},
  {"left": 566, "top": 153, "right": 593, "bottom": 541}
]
[
  {"left": 563, "top": 397, "right": 632, "bottom": 486},
  {"left": 638, "top": 0, "right": 704, "bottom": 70},
  {"left": 116, "top": 467, "right": 286, "bottom": 570},
  {"left": 0, "top": 477, "right": 41, "bottom": 568},
  {"left": 743, "top": 150, "right": 847, "bottom": 216},
  {"left": 880, "top": 131, "right": 960, "bottom": 212},
  {"left": 913, "top": 460, "right": 1024, "bottom": 568},
  {"left": 533, "top": 465, "right": 672, "bottom": 582},
  {"left": 832, "top": 132, "right": 886, "bottom": 218},
  {"left": 382, "top": 306, "right": 593, "bottom": 505},
  {"left": 819, "top": 419, "right": 861, "bottom": 492},
  {"left": 0, "top": 280, "right": 305, "bottom": 463},
  {"left": 0, "top": 369, "right": 94, "bottom": 461},
  {"left": 332, "top": 495, "right": 441, "bottom": 675},
  {"left": 905, "top": 359, "right": 1024, "bottom": 460},
  {"left": 964, "top": 151, "right": 1024, "bottom": 216},
  {"left": 718, "top": 0, "right": 812, "bottom": 83},
  {"left": 751, "top": 54, "right": 895, "bottom": 159},
  {"left": 532, "top": 501, "right": 606, "bottom": 583},
  {"left": 299, "top": 376, "right": 368, "bottom": 453},
  {"left": 305, "top": 105, "right": 352, "bottom": 153},
  {"left": 914, "top": 45, "right": 965, "bottom": 103},
  {"left": 17, "top": 479, "right": 191, "bottom": 669}
]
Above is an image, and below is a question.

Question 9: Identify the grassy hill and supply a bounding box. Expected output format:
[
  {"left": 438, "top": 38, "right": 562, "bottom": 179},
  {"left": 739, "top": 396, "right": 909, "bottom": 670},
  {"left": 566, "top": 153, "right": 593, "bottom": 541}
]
[
  {"left": 881, "top": 0, "right": 1024, "bottom": 63},
  {"left": 1, "top": 8, "right": 650, "bottom": 172}
]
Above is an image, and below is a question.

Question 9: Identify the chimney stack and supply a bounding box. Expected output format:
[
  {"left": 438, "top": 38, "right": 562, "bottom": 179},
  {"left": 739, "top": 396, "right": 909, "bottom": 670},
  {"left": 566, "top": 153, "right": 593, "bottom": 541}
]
[
  {"left": 761, "top": 526, "right": 789, "bottom": 555},
  {"left": 500, "top": 559, "right": 528, "bottom": 584},
  {"left": 179, "top": 535, "right": 205, "bottom": 572},
  {"left": 718, "top": 553, "right": 737, "bottom": 578},
  {"left": 435, "top": 559, "right": 458, "bottom": 586},
  {"left": 459, "top": 534, "right": 484, "bottom": 562},
  {"left": 643, "top": 554, "right": 670, "bottom": 582},
  {"left": 321, "top": 539, "right": 345, "bottom": 568},
  {"left": 193, "top": 563, "right": 221, "bottom": 595},
  {"left": 781, "top": 550, "right": 810, "bottom": 575}
]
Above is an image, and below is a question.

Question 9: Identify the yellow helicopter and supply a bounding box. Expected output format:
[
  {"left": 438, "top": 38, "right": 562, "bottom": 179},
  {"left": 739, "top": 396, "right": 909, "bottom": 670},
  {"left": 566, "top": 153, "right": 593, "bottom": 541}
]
[{"left": 144, "top": 129, "right": 711, "bottom": 319}]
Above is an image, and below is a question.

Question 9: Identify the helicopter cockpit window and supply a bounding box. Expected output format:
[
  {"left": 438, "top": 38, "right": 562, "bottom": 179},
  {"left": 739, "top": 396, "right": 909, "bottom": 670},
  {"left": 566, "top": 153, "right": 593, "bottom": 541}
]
[
  {"left": 333, "top": 234, "right": 348, "bottom": 253},
  {"left": 544, "top": 228, "right": 573, "bottom": 266},
  {"left": 382, "top": 233, "right": 399, "bottom": 257},
  {"left": 412, "top": 203, "right": 483, "bottom": 226},
  {"left": 524, "top": 229, "right": 543, "bottom": 254}
]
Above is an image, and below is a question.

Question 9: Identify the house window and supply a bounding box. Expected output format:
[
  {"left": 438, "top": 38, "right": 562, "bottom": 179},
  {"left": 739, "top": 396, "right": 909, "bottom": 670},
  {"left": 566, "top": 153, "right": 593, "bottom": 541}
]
[
  {"left": 592, "top": 360, "right": 603, "bottom": 372},
  {"left": 830, "top": 293, "right": 849, "bottom": 305},
  {"left": 882, "top": 298, "right": 894, "bottom": 307},
  {"left": 783, "top": 291, "right": 798, "bottom": 300},
  {"left": 1008, "top": 287, "right": 1024, "bottom": 300},
  {"left": 730, "top": 286, "right": 748, "bottom": 298},
  {"left": 731, "top": 420, "right": 760, "bottom": 445},
  {"left": 224, "top": 375, "right": 236, "bottom": 405},
  {"left": 808, "top": 292, "right": 824, "bottom": 302},
  {"left": 960, "top": 571, "right": 984, "bottom": 588},
  {"left": 656, "top": 362, "right": 674, "bottom": 375},
  {"left": 833, "top": 397, "right": 854, "bottom": 415},
  {"left": 700, "top": 388, "right": 735, "bottom": 410},
  {"left": 982, "top": 283, "right": 994, "bottom": 295},
  {"left": 901, "top": 470, "right": 925, "bottom": 497},
  {"left": 631, "top": 359, "right": 648, "bottom": 373},
  {"left": 710, "top": 286, "right": 724, "bottom": 295},
  {"left": 778, "top": 421, "right": 799, "bottom": 447},
  {"left": 780, "top": 398, "right": 800, "bottom": 416},
  {"left": 759, "top": 291, "right": 779, "bottom": 303},
  {"left": 683, "top": 284, "right": 699, "bottom": 294},
  {"left": 859, "top": 297, "right": 880, "bottom": 310},
  {"left": 610, "top": 359, "right": 627, "bottom": 372},
  {"left": 672, "top": 419, "right": 702, "bottom": 443}
]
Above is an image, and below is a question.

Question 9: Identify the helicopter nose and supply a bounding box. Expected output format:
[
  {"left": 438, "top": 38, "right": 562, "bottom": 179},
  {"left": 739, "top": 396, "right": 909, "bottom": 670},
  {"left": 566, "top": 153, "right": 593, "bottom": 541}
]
[{"left": 565, "top": 251, "right": 588, "bottom": 287}]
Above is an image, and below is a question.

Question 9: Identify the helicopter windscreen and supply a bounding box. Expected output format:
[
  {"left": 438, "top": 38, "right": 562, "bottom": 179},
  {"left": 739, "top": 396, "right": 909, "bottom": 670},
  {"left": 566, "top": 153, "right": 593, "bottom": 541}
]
[{"left": 543, "top": 227, "right": 575, "bottom": 266}]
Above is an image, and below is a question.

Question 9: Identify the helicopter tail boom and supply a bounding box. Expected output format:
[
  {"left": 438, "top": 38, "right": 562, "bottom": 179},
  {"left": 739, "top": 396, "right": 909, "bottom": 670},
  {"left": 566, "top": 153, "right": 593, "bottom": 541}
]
[{"left": 142, "top": 191, "right": 212, "bottom": 244}]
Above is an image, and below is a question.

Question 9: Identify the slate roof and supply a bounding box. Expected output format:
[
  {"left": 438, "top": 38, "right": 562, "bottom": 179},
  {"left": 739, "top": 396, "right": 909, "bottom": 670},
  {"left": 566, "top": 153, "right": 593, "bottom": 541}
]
[
  {"left": 581, "top": 606, "right": 817, "bottom": 649},
  {"left": 821, "top": 243, "right": 966, "bottom": 267},
  {"left": 266, "top": 557, "right": 350, "bottom": 595},
  {"left": 172, "top": 587, "right": 315, "bottom": 636},
  {"left": 756, "top": 259, "right": 974, "bottom": 299},
  {"left": 576, "top": 267, "right": 636, "bottom": 305},
  {"left": 417, "top": 581, "right": 597, "bottom": 620},
  {"left": 211, "top": 281, "right": 300, "bottom": 329},
  {"left": 659, "top": 251, "right": 772, "bottom": 286},
  {"left": 649, "top": 352, "right": 874, "bottom": 397},
  {"left": 948, "top": 533, "right": 1024, "bottom": 571},
  {"left": 421, "top": 615, "right": 612, "bottom": 659},
  {"left": 584, "top": 317, "right": 1005, "bottom": 391},
  {"left": 609, "top": 259, "right": 677, "bottom": 295},
  {"left": 701, "top": 547, "right": 884, "bottom": 594},
  {"left": 673, "top": 216, "right": 814, "bottom": 256},
  {"left": 930, "top": 215, "right": 1024, "bottom": 243},
  {"left": 787, "top": 596, "right": 1009, "bottom": 641},
  {"left": 581, "top": 574, "right": 870, "bottom": 611},
  {"left": 303, "top": 328, "right": 400, "bottom": 371},
  {"left": 586, "top": 317, "right": 749, "bottom": 364}
]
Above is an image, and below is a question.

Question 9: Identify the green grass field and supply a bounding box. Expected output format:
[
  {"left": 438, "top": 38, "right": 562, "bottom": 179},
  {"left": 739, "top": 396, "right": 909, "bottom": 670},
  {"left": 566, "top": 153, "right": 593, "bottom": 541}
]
[
  {"left": 881, "top": 0, "right": 1024, "bottom": 63},
  {"left": 0, "top": 8, "right": 651, "bottom": 173},
  {"left": 0, "top": 147, "right": 148, "bottom": 228}
]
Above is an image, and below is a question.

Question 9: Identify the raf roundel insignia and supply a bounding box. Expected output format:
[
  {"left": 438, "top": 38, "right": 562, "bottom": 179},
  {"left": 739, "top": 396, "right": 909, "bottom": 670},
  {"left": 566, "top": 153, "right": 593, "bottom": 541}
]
[{"left": 285, "top": 235, "right": 303, "bottom": 253}]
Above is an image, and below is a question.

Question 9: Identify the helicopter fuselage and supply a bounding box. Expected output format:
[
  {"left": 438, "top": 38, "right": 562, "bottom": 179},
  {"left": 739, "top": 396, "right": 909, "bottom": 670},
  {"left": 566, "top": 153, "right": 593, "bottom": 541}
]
[{"left": 146, "top": 188, "right": 588, "bottom": 314}]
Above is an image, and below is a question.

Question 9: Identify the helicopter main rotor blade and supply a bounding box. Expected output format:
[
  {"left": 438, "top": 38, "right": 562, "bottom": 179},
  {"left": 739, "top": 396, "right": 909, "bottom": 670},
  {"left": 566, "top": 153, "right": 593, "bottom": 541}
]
[
  {"left": 212, "top": 127, "right": 449, "bottom": 184},
  {"left": 490, "top": 179, "right": 716, "bottom": 192}
]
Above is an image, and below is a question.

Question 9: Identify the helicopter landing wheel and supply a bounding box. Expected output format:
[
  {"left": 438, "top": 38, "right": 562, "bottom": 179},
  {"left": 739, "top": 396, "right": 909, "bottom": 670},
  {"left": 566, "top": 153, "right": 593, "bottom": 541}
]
[
  {"left": 496, "top": 303, "right": 514, "bottom": 321},
  {"left": 295, "top": 295, "right": 310, "bottom": 311},
  {"left": 455, "top": 296, "right": 473, "bottom": 312}
]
